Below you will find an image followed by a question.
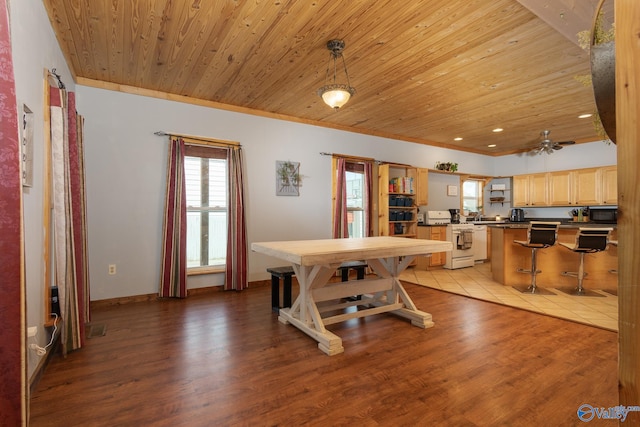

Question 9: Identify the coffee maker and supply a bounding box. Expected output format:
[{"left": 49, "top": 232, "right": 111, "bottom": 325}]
[{"left": 449, "top": 208, "right": 460, "bottom": 224}]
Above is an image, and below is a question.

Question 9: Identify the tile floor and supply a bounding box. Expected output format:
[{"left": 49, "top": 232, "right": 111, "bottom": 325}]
[{"left": 400, "top": 262, "right": 618, "bottom": 332}]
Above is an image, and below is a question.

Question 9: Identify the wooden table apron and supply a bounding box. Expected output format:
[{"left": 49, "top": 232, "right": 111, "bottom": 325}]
[{"left": 251, "top": 236, "right": 452, "bottom": 355}]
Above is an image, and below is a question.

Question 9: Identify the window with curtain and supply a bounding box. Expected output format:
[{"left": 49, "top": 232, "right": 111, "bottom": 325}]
[
  {"left": 333, "top": 158, "right": 372, "bottom": 238},
  {"left": 345, "top": 164, "right": 366, "bottom": 238},
  {"left": 184, "top": 145, "right": 228, "bottom": 269}
]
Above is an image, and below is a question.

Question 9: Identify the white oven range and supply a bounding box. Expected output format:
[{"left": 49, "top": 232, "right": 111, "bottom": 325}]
[{"left": 444, "top": 223, "right": 475, "bottom": 269}]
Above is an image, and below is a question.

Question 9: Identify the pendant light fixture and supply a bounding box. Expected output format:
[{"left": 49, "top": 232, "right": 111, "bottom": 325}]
[{"left": 317, "top": 39, "right": 356, "bottom": 110}]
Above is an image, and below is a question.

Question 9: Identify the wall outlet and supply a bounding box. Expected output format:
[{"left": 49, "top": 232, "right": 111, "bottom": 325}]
[
  {"left": 28, "top": 326, "right": 37, "bottom": 338},
  {"left": 108, "top": 264, "right": 116, "bottom": 275}
]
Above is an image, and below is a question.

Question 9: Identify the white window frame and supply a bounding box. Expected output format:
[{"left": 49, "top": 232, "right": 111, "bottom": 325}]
[{"left": 184, "top": 148, "right": 228, "bottom": 274}]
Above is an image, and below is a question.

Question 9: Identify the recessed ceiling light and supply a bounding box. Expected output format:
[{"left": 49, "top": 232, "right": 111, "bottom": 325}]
[
  {"left": 579, "top": 113, "right": 593, "bottom": 119},
  {"left": 492, "top": 128, "right": 503, "bottom": 133},
  {"left": 454, "top": 137, "right": 463, "bottom": 141},
  {"left": 488, "top": 144, "right": 497, "bottom": 148}
]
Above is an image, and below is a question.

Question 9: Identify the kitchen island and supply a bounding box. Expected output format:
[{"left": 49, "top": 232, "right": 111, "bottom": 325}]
[{"left": 490, "top": 223, "right": 618, "bottom": 293}]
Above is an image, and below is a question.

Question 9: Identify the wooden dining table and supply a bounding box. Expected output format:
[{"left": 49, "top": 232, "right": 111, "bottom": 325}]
[{"left": 251, "top": 236, "right": 453, "bottom": 355}]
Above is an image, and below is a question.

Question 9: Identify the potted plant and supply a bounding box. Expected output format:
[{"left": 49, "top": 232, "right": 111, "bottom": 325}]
[{"left": 435, "top": 161, "right": 458, "bottom": 173}]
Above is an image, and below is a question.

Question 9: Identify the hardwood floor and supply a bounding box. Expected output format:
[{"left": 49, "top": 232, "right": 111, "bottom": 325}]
[{"left": 29, "top": 282, "right": 618, "bottom": 426}]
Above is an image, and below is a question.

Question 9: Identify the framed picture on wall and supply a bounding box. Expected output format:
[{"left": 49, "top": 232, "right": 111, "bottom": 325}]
[
  {"left": 447, "top": 185, "right": 458, "bottom": 196},
  {"left": 276, "top": 160, "right": 301, "bottom": 196}
]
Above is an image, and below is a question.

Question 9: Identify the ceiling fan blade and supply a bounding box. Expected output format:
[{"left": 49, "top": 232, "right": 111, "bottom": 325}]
[
  {"left": 552, "top": 144, "right": 564, "bottom": 150},
  {"left": 556, "top": 140, "right": 576, "bottom": 145}
]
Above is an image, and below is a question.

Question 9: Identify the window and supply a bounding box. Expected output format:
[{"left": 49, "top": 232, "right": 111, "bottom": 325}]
[
  {"left": 462, "top": 179, "right": 484, "bottom": 214},
  {"left": 184, "top": 146, "right": 227, "bottom": 269},
  {"left": 345, "top": 167, "right": 365, "bottom": 238},
  {"left": 332, "top": 158, "right": 371, "bottom": 239}
]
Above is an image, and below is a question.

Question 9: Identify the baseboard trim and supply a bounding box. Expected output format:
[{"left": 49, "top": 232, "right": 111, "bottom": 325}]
[
  {"left": 90, "top": 281, "right": 272, "bottom": 309},
  {"left": 29, "top": 327, "right": 60, "bottom": 395}
]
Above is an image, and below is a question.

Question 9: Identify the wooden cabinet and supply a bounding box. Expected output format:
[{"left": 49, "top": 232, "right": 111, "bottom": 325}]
[
  {"left": 512, "top": 173, "right": 547, "bottom": 206},
  {"left": 529, "top": 173, "right": 547, "bottom": 206},
  {"left": 548, "top": 171, "right": 573, "bottom": 206},
  {"left": 416, "top": 226, "right": 446, "bottom": 269},
  {"left": 600, "top": 166, "right": 618, "bottom": 205},
  {"left": 573, "top": 168, "right": 600, "bottom": 205},
  {"left": 428, "top": 226, "right": 446, "bottom": 266},
  {"left": 416, "top": 168, "right": 428, "bottom": 206},
  {"left": 513, "top": 166, "right": 617, "bottom": 207},
  {"left": 512, "top": 175, "right": 529, "bottom": 207}
]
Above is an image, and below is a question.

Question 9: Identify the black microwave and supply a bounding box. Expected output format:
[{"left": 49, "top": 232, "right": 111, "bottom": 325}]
[{"left": 589, "top": 208, "right": 617, "bottom": 223}]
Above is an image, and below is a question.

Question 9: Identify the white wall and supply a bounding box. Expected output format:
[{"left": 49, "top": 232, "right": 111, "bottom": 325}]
[
  {"left": 493, "top": 140, "right": 617, "bottom": 175},
  {"left": 9, "top": 0, "right": 75, "bottom": 379},
  {"left": 76, "top": 86, "right": 500, "bottom": 300}
]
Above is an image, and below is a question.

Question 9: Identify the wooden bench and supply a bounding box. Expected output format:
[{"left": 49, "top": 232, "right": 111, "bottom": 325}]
[
  {"left": 337, "top": 260, "right": 368, "bottom": 281},
  {"left": 267, "top": 261, "right": 368, "bottom": 312},
  {"left": 267, "top": 266, "right": 294, "bottom": 313},
  {"left": 337, "top": 261, "right": 368, "bottom": 300}
]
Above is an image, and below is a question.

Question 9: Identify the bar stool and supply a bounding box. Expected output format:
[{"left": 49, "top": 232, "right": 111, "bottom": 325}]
[
  {"left": 558, "top": 227, "right": 613, "bottom": 297},
  {"left": 513, "top": 221, "right": 560, "bottom": 295}
]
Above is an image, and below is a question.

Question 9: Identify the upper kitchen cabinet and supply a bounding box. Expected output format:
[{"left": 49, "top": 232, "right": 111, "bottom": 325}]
[
  {"left": 512, "top": 175, "right": 529, "bottom": 207},
  {"left": 600, "top": 166, "right": 618, "bottom": 205},
  {"left": 512, "top": 173, "right": 547, "bottom": 207},
  {"left": 573, "top": 168, "right": 601, "bottom": 205},
  {"left": 416, "top": 168, "right": 428, "bottom": 206},
  {"left": 513, "top": 166, "right": 617, "bottom": 207},
  {"left": 548, "top": 171, "right": 573, "bottom": 206}
]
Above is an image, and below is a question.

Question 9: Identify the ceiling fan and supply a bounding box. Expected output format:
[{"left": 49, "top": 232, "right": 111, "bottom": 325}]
[{"left": 529, "top": 130, "right": 575, "bottom": 155}]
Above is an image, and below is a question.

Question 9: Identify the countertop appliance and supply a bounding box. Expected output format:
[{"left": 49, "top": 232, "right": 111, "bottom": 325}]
[
  {"left": 589, "top": 207, "right": 617, "bottom": 223},
  {"left": 510, "top": 208, "right": 525, "bottom": 222},
  {"left": 444, "top": 223, "right": 475, "bottom": 269},
  {"left": 424, "top": 211, "right": 452, "bottom": 225},
  {"left": 449, "top": 208, "right": 461, "bottom": 224}
]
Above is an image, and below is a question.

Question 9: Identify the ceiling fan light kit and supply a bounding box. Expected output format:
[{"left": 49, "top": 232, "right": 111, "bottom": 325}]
[
  {"left": 530, "top": 130, "right": 575, "bottom": 155},
  {"left": 318, "top": 39, "right": 356, "bottom": 110}
]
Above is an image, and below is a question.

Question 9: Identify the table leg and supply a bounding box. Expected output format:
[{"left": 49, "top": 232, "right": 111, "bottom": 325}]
[
  {"left": 278, "top": 263, "right": 345, "bottom": 355},
  {"left": 277, "top": 255, "right": 434, "bottom": 355},
  {"left": 367, "top": 256, "right": 434, "bottom": 328}
]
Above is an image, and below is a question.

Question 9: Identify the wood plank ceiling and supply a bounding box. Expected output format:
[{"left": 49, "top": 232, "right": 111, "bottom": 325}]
[{"left": 42, "top": 0, "right": 611, "bottom": 156}]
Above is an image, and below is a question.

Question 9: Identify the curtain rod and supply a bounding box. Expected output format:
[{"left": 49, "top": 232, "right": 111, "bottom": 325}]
[
  {"left": 49, "top": 68, "right": 65, "bottom": 89},
  {"left": 155, "top": 131, "right": 241, "bottom": 147},
  {"left": 319, "top": 152, "right": 378, "bottom": 163}
]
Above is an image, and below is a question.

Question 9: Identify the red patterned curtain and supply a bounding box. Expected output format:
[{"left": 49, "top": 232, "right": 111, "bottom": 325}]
[
  {"left": 333, "top": 158, "right": 373, "bottom": 238},
  {"left": 159, "top": 138, "right": 187, "bottom": 298},
  {"left": 49, "top": 84, "right": 90, "bottom": 354},
  {"left": 160, "top": 138, "right": 247, "bottom": 294},
  {"left": 332, "top": 158, "right": 349, "bottom": 238},
  {"left": 0, "top": 0, "right": 26, "bottom": 423},
  {"left": 224, "top": 147, "right": 248, "bottom": 290},
  {"left": 364, "top": 161, "right": 373, "bottom": 237}
]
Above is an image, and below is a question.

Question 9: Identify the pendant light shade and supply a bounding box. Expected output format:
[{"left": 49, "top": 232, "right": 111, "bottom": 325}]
[{"left": 318, "top": 40, "right": 355, "bottom": 110}]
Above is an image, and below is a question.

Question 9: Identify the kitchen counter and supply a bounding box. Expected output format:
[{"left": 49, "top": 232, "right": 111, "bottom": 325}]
[
  {"left": 488, "top": 222, "right": 617, "bottom": 229},
  {"left": 490, "top": 226, "right": 618, "bottom": 292}
]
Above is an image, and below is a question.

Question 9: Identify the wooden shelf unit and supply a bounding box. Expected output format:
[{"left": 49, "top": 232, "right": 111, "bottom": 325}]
[
  {"left": 378, "top": 164, "right": 419, "bottom": 238},
  {"left": 489, "top": 188, "right": 510, "bottom": 206}
]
